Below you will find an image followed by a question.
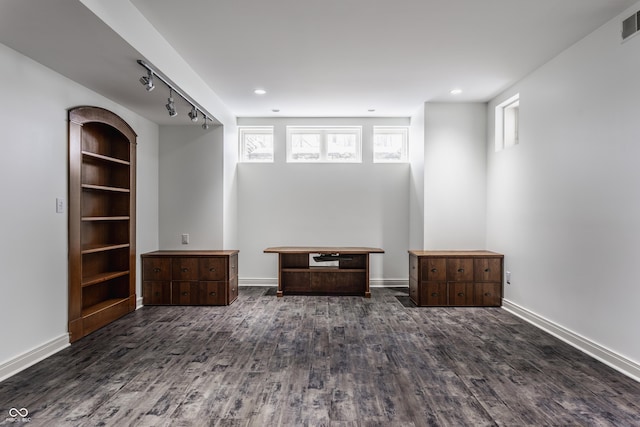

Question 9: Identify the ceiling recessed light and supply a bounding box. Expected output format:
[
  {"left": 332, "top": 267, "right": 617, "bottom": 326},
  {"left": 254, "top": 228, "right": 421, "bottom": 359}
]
[
  {"left": 254, "top": 88, "right": 266, "bottom": 95},
  {"left": 450, "top": 88, "right": 463, "bottom": 95}
]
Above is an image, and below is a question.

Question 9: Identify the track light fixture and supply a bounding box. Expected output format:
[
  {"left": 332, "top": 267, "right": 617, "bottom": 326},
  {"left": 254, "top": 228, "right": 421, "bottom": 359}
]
[
  {"left": 139, "top": 70, "right": 155, "bottom": 91},
  {"left": 137, "top": 59, "right": 214, "bottom": 128},
  {"left": 188, "top": 105, "right": 199, "bottom": 122},
  {"left": 166, "top": 89, "right": 177, "bottom": 117}
]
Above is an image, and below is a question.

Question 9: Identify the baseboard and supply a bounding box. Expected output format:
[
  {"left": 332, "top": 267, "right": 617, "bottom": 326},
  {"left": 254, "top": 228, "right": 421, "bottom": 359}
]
[
  {"left": 239, "top": 278, "right": 409, "bottom": 288},
  {"left": 370, "top": 279, "right": 408, "bottom": 288},
  {"left": 136, "top": 296, "right": 144, "bottom": 309},
  {"left": 239, "top": 278, "right": 278, "bottom": 286},
  {"left": 0, "top": 334, "right": 70, "bottom": 382},
  {"left": 503, "top": 299, "right": 640, "bottom": 383}
]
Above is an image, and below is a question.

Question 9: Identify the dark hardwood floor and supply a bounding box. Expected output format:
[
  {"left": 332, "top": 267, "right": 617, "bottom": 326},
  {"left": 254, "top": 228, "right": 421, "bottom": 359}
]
[{"left": 1, "top": 287, "right": 639, "bottom": 426}]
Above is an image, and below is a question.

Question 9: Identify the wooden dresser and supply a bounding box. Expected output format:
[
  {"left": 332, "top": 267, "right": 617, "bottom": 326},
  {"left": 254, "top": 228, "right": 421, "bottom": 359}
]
[
  {"left": 141, "top": 251, "right": 238, "bottom": 305},
  {"left": 408, "top": 250, "right": 504, "bottom": 307}
]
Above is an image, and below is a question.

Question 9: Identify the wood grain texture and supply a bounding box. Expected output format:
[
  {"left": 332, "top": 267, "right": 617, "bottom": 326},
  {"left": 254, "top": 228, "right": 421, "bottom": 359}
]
[
  {"left": 266, "top": 249, "right": 381, "bottom": 298},
  {"left": 1, "top": 287, "right": 639, "bottom": 426},
  {"left": 142, "top": 252, "right": 238, "bottom": 306},
  {"left": 408, "top": 250, "right": 502, "bottom": 257},
  {"left": 264, "top": 247, "right": 384, "bottom": 254},
  {"left": 68, "top": 106, "right": 137, "bottom": 343}
]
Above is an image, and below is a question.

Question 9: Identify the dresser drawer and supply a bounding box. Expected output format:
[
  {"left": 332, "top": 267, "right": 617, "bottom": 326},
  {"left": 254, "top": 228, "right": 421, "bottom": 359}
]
[
  {"left": 474, "top": 258, "right": 502, "bottom": 282},
  {"left": 199, "top": 257, "right": 227, "bottom": 281},
  {"left": 172, "top": 258, "right": 199, "bottom": 281},
  {"left": 449, "top": 282, "right": 474, "bottom": 306},
  {"left": 447, "top": 258, "right": 474, "bottom": 281},
  {"left": 143, "top": 281, "right": 171, "bottom": 305},
  {"left": 474, "top": 282, "right": 502, "bottom": 306},
  {"left": 409, "top": 255, "right": 419, "bottom": 280},
  {"left": 229, "top": 276, "right": 238, "bottom": 303},
  {"left": 421, "top": 258, "right": 447, "bottom": 281},
  {"left": 409, "top": 277, "right": 419, "bottom": 304},
  {"left": 229, "top": 254, "right": 238, "bottom": 279},
  {"left": 143, "top": 258, "right": 171, "bottom": 281},
  {"left": 199, "top": 281, "right": 225, "bottom": 305},
  {"left": 420, "top": 282, "right": 448, "bottom": 306},
  {"left": 171, "top": 281, "right": 199, "bottom": 304}
]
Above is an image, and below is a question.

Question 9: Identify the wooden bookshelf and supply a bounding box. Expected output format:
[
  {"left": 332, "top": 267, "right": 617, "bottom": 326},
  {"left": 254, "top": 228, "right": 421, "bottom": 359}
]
[{"left": 68, "top": 106, "right": 137, "bottom": 342}]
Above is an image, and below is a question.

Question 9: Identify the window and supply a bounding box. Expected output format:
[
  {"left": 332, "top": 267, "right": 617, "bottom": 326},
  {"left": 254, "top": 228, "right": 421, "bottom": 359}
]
[
  {"left": 239, "top": 126, "right": 274, "bottom": 162},
  {"left": 495, "top": 94, "right": 519, "bottom": 151},
  {"left": 286, "top": 126, "right": 361, "bottom": 162},
  {"left": 373, "top": 127, "right": 409, "bottom": 162}
]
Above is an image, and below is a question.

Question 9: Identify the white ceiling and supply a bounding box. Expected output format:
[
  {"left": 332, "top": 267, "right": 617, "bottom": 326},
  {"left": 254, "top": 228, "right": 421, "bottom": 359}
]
[{"left": 0, "top": 0, "right": 637, "bottom": 123}]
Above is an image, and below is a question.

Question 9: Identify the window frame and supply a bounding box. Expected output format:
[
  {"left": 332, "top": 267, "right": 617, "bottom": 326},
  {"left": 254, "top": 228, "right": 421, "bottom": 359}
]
[
  {"left": 286, "top": 126, "right": 362, "bottom": 163},
  {"left": 495, "top": 93, "right": 520, "bottom": 152},
  {"left": 239, "top": 126, "right": 275, "bottom": 163},
  {"left": 372, "top": 126, "right": 409, "bottom": 163}
]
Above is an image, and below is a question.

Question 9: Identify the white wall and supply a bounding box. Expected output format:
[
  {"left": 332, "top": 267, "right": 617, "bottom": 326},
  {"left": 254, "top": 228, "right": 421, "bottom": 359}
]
[
  {"left": 487, "top": 2, "right": 640, "bottom": 369},
  {"left": 409, "top": 105, "right": 425, "bottom": 250},
  {"left": 223, "top": 124, "right": 239, "bottom": 250},
  {"left": 0, "top": 42, "right": 159, "bottom": 372},
  {"left": 237, "top": 117, "right": 410, "bottom": 284},
  {"left": 423, "top": 103, "right": 487, "bottom": 249},
  {"left": 158, "top": 126, "right": 224, "bottom": 249},
  {"left": 81, "top": 0, "right": 240, "bottom": 253}
]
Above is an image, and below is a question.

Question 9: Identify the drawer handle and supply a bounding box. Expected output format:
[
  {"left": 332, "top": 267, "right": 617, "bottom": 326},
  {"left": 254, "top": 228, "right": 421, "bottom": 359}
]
[
  {"left": 232, "top": 266, "right": 236, "bottom": 270},
  {"left": 457, "top": 268, "right": 464, "bottom": 273},
  {"left": 458, "top": 292, "right": 465, "bottom": 297},
  {"left": 154, "top": 292, "right": 160, "bottom": 296},
  {"left": 209, "top": 267, "right": 216, "bottom": 272},
  {"left": 484, "top": 292, "right": 491, "bottom": 296},
  {"left": 154, "top": 268, "right": 161, "bottom": 273},
  {"left": 484, "top": 268, "right": 490, "bottom": 272},
  {"left": 182, "top": 291, "right": 189, "bottom": 296},
  {"left": 431, "top": 292, "right": 438, "bottom": 297},
  {"left": 182, "top": 268, "right": 189, "bottom": 273},
  {"left": 430, "top": 268, "right": 437, "bottom": 273},
  {"left": 232, "top": 288, "right": 236, "bottom": 292},
  {"left": 209, "top": 292, "right": 216, "bottom": 296}
]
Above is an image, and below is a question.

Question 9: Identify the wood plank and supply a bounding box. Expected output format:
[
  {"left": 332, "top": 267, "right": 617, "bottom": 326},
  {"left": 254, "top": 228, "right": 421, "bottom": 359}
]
[
  {"left": 265, "top": 246, "right": 384, "bottom": 254},
  {"left": 408, "top": 249, "right": 502, "bottom": 257},
  {"left": 142, "top": 250, "right": 240, "bottom": 257},
  {"left": 82, "top": 270, "right": 129, "bottom": 287},
  {"left": 2, "top": 287, "right": 640, "bottom": 426}
]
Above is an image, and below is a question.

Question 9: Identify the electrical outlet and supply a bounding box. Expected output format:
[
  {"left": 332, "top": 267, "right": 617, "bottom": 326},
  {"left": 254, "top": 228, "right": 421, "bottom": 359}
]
[
  {"left": 56, "top": 198, "right": 64, "bottom": 213},
  {"left": 181, "top": 234, "right": 189, "bottom": 245},
  {"left": 506, "top": 271, "right": 511, "bottom": 284}
]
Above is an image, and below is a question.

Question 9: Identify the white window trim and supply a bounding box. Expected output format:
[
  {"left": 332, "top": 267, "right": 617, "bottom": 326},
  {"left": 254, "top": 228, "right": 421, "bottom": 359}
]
[
  {"left": 239, "top": 126, "right": 274, "bottom": 162},
  {"left": 373, "top": 126, "right": 409, "bottom": 163},
  {"left": 286, "top": 126, "right": 362, "bottom": 163},
  {"left": 495, "top": 93, "right": 520, "bottom": 152}
]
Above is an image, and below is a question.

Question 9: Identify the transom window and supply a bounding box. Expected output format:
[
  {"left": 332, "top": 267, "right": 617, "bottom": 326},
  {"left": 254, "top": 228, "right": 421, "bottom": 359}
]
[
  {"left": 373, "top": 126, "right": 409, "bottom": 162},
  {"left": 495, "top": 94, "right": 519, "bottom": 152},
  {"left": 239, "top": 126, "right": 274, "bottom": 162},
  {"left": 286, "top": 126, "right": 362, "bottom": 163}
]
